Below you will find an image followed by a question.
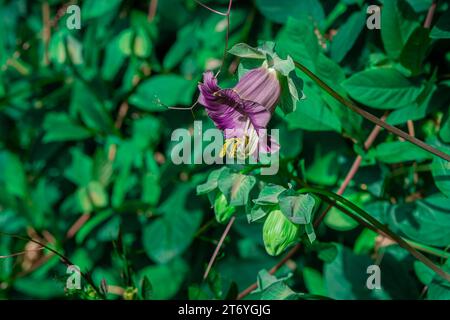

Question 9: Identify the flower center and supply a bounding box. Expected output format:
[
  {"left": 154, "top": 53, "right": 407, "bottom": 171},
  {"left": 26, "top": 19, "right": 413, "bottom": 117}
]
[{"left": 220, "top": 119, "right": 259, "bottom": 159}]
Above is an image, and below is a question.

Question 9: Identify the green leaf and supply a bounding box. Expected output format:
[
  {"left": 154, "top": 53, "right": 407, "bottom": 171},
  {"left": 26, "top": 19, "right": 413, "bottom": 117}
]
[
  {"left": 64, "top": 149, "right": 93, "bottom": 187},
  {"left": 129, "top": 75, "right": 196, "bottom": 111},
  {"left": 386, "top": 82, "right": 436, "bottom": 125},
  {"left": 405, "top": 0, "right": 433, "bottom": 12},
  {"left": 303, "top": 267, "right": 327, "bottom": 296},
  {"left": 218, "top": 172, "right": 256, "bottom": 207},
  {"left": 330, "top": 10, "right": 366, "bottom": 63},
  {"left": 440, "top": 110, "right": 450, "bottom": 143},
  {"left": 253, "top": 184, "right": 286, "bottom": 205},
  {"left": 86, "top": 181, "right": 108, "bottom": 208},
  {"left": 284, "top": 83, "right": 341, "bottom": 132},
  {"left": 324, "top": 244, "right": 385, "bottom": 299},
  {"left": 400, "top": 26, "right": 431, "bottom": 76},
  {"left": 312, "top": 242, "right": 339, "bottom": 263},
  {"left": 228, "top": 43, "right": 265, "bottom": 59},
  {"left": 430, "top": 10, "right": 450, "bottom": 39},
  {"left": 278, "top": 72, "right": 303, "bottom": 114},
  {"left": 382, "top": 194, "right": 450, "bottom": 247},
  {"left": 381, "top": 0, "right": 418, "bottom": 59},
  {"left": 278, "top": 190, "right": 315, "bottom": 225},
  {"left": 163, "top": 22, "right": 197, "bottom": 70},
  {"left": 101, "top": 36, "right": 126, "bottom": 81},
  {"left": 140, "top": 276, "right": 153, "bottom": 300},
  {"left": 354, "top": 229, "right": 377, "bottom": 255},
  {"left": 142, "top": 172, "right": 161, "bottom": 206},
  {"left": 276, "top": 18, "right": 319, "bottom": 72},
  {"left": 342, "top": 67, "right": 424, "bottom": 109},
  {"left": 43, "top": 113, "right": 92, "bottom": 142},
  {"left": 75, "top": 210, "right": 114, "bottom": 243},
  {"left": 133, "top": 27, "right": 152, "bottom": 58},
  {"left": 132, "top": 115, "right": 161, "bottom": 150},
  {"left": 251, "top": 270, "right": 299, "bottom": 300},
  {"left": 255, "top": 0, "right": 324, "bottom": 24},
  {"left": 431, "top": 142, "right": 450, "bottom": 197},
  {"left": 142, "top": 183, "right": 203, "bottom": 263},
  {"left": 138, "top": 258, "right": 188, "bottom": 300},
  {"left": 196, "top": 167, "right": 229, "bottom": 195},
  {"left": 428, "top": 260, "right": 450, "bottom": 300},
  {"left": 247, "top": 204, "right": 274, "bottom": 223},
  {"left": 0, "top": 151, "right": 27, "bottom": 198},
  {"left": 305, "top": 142, "right": 341, "bottom": 186},
  {"left": 14, "top": 277, "right": 64, "bottom": 299},
  {"left": 82, "top": 0, "right": 122, "bottom": 19},
  {"left": 272, "top": 55, "right": 295, "bottom": 76},
  {"left": 414, "top": 261, "right": 435, "bottom": 285},
  {"left": 371, "top": 141, "right": 432, "bottom": 163},
  {"left": 325, "top": 192, "right": 370, "bottom": 231},
  {"left": 71, "top": 81, "right": 115, "bottom": 134}
]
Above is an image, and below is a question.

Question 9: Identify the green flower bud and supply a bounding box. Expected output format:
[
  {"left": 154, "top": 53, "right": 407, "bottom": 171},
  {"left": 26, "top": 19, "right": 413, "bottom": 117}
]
[
  {"left": 263, "top": 209, "right": 300, "bottom": 256},
  {"left": 213, "top": 192, "right": 236, "bottom": 224}
]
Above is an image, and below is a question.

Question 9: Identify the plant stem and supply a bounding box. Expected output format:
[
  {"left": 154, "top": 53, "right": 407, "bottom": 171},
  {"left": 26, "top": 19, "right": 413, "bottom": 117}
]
[
  {"left": 203, "top": 216, "right": 236, "bottom": 280},
  {"left": 294, "top": 61, "right": 450, "bottom": 162}
]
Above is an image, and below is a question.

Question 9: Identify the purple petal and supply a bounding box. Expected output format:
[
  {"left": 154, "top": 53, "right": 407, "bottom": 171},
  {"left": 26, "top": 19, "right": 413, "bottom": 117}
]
[
  {"left": 198, "top": 73, "right": 247, "bottom": 132},
  {"left": 234, "top": 67, "right": 281, "bottom": 113}
]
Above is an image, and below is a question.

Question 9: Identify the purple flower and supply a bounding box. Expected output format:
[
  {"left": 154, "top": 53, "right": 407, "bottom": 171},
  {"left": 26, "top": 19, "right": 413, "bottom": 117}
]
[{"left": 198, "top": 67, "right": 281, "bottom": 157}]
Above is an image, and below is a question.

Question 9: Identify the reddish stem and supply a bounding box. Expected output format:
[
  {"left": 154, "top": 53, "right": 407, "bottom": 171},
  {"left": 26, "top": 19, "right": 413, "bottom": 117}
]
[{"left": 203, "top": 216, "right": 236, "bottom": 280}]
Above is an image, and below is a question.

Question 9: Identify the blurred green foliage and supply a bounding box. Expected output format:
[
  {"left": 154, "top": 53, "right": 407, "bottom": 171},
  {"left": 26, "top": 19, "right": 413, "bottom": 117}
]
[{"left": 0, "top": 0, "right": 450, "bottom": 300}]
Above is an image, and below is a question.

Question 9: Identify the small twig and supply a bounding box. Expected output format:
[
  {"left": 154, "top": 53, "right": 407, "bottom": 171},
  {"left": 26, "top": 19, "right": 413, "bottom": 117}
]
[
  {"left": 0, "top": 247, "right": 45, "bottom": 259},
  {"left": 114, "top": 102, "right": 129, "bottom": 129},
  {"left": 42, "top": 1, "right": 51, "bottom": 65},
  {"left": 194, "top": 0, "right": 228, "bottom": 16},
  {"left": 203, "top": 216, "right": 236, "bottom": 280},
  {"left": 424, "top": 1, "right": 437, "bottom": 29},
  {"left": 148, "top": 0, "right": 158, "bottom": 22},
  {"left": 66, "top": 214, "right": 91, "bottom": 239},
  {"left": 0, "top": 232, "right": 104, "bottom": 298}
]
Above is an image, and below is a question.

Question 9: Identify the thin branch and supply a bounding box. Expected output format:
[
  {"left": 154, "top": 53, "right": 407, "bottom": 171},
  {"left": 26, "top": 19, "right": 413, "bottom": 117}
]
[
  {"left": 114, "top": 102, "right": 129, "bottom": 129},
  {"left": 403, "top": 0, "right": 437, "bottom": 175},
  {"left": 42, "top": 1, "right": 51, "bottom": 65},
  {"left": 194, "top": 0, "right": 228, "bottom": 16},
  {"left": 294, "top": 61, "right": 450, "bottom": 162},
  {"left": 424, "top": 1, "right": 437, "bottom": 29},
  {"left": 0, "top": 232, "right": 105, "bottom": 298},
  {"left": 148, "top": 0, "right": 158, "bottom": 21},
  {"left": 66, "top": 213, "right": 91, "bottom": 239},
  {"left": 169, "top": 0, "right": 233, "bottom": 114},
  {"left": 203, "top": 216, "right": 236, "bottom": 280},
  {"left": 0, "top": 247, "right": 45, "bottom": 259}
]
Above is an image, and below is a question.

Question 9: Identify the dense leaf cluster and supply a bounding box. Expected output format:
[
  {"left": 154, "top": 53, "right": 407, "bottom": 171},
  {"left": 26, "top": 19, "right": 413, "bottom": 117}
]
[{"left": 0, "top": 0, "right": 449, "bottom": 300}]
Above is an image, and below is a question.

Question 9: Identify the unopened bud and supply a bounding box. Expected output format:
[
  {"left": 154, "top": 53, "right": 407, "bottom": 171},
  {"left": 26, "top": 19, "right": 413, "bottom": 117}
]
[
  {"left": 213, "top": 192, "right": 236, "bottom": 224},
  {"left": 263, "top": 209, "right": 300, "bottom": 256}
]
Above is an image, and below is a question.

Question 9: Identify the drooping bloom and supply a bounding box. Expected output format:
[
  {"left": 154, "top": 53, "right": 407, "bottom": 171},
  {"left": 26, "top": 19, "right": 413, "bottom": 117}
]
[{"left": 198, "top": 66, "right": 281, "bottom": 158}]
